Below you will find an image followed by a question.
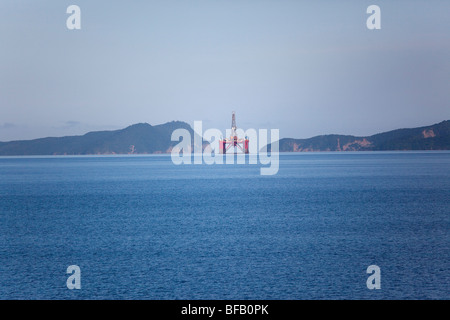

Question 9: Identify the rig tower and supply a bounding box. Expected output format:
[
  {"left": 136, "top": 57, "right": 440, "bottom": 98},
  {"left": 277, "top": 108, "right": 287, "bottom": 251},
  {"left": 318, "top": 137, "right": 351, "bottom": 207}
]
[{"left": 219, "top": 111, "right": 249, "bottom": 154}]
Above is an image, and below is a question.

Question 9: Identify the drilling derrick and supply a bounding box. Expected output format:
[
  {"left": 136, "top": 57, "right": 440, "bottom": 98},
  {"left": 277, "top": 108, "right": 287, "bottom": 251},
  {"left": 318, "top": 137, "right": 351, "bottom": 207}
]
[
  {"left": 231, "top": 112, "right": 237, "bottom": 140},
  {"left": 219, "top": 111, "right": 249, "bottom": 154}
]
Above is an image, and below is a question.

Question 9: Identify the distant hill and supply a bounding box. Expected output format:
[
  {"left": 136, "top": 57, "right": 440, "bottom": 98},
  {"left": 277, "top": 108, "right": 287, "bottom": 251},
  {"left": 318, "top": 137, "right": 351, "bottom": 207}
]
[
  {"left": 277, "top": 120, "right": 450, "bottom": 152},
  {"left": 0, "top": 121, "right": 193, "bottom": 155},
  {"left": 0, "top": 120, "right": 449, "bottom": 155}
]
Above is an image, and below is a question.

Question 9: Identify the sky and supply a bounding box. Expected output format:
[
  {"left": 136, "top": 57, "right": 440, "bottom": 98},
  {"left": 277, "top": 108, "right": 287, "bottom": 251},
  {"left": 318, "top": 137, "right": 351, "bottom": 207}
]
[{"left": 0, "top": 0, "right": 449, "bottom": 141}]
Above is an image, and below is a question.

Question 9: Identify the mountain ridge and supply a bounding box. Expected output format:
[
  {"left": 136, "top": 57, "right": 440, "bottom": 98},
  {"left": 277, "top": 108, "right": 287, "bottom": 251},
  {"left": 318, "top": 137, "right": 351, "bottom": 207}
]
[
  {"left": 0, "top": 121, "right": 193, "bottom": 155},
  {"left": 0, "top": 120, "right": 449, "bottom": 155},
  {"left": 277, "top": 120, "right": 450, "bottom": 152}
]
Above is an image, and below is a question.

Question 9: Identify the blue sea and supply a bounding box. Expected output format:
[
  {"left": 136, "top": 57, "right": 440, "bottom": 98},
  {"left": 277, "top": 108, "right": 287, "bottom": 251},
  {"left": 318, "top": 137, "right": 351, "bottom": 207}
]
[{"left": 0, "top": 152, "right": 449, "bottom": 300}]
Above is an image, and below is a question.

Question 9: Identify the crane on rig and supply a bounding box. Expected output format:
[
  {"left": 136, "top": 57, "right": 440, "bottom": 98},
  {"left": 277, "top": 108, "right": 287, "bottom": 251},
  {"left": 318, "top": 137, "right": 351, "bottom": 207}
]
[{"left": 219, "top": 111, "right": 249, "bottom": 154}]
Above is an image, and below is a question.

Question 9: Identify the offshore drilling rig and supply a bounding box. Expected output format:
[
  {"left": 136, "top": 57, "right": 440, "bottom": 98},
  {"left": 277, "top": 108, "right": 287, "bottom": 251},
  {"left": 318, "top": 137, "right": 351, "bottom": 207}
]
[{"left": 219, "top": 111, "right": 249, "bottom": 154}]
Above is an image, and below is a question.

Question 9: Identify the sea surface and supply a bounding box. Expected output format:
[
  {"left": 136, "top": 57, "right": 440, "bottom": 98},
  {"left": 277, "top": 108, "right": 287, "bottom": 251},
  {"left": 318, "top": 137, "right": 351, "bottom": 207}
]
[{"left": 0, "top": 152, "right": 449, "bottom": 299}]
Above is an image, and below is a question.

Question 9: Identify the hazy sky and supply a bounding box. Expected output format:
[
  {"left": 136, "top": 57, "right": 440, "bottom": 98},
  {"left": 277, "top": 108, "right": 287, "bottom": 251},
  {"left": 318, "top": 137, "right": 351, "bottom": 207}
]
[{"left": 0, "top": 0, "right": 449, "bottom": 141}]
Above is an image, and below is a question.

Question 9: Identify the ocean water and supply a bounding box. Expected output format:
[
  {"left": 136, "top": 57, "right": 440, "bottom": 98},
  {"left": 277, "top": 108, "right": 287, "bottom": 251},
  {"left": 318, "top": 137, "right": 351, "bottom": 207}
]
[{"left": 0, "top": 152, "right": 449, "bottom": 300}]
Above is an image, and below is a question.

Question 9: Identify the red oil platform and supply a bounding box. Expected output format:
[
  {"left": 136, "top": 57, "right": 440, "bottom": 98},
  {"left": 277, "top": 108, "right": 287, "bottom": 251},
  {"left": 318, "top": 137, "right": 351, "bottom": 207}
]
[{"left": 219, "top": 111, "right": 249, "bottom": 154}]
